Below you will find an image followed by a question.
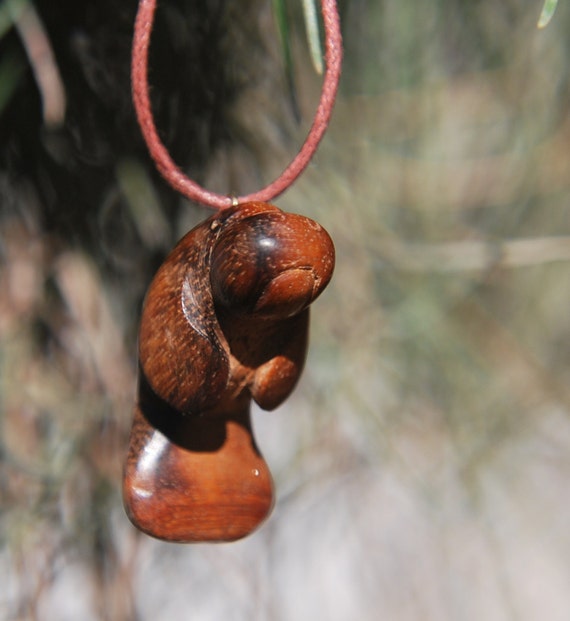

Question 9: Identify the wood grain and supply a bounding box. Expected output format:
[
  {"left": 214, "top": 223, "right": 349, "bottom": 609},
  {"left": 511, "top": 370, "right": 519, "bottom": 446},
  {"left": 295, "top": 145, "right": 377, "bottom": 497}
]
[{"left": 123, "top": 202, "right": 334, "bottom": 542}]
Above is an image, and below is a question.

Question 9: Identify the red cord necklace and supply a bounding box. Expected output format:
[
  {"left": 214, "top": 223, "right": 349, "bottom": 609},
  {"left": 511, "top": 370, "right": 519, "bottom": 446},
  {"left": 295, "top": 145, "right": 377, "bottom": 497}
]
[
  {"left": 124, "top": 0, "right": 342, "bottom": 543},
  {"left": 131, "top": 0, "right": 343, "bottom": 209}
]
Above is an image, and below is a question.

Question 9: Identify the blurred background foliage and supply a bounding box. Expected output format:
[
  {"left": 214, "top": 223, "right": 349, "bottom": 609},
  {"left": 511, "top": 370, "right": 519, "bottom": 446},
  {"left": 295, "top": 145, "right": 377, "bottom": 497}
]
[{"left": 1, "top": 0, "right": 570, "bottom": 619}]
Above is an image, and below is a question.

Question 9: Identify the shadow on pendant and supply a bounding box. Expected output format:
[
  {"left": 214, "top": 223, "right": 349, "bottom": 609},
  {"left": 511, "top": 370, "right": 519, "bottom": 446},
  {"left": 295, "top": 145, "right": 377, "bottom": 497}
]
[
  {"left": 137, "top": 372, "right": 228, "bottom": 452},
  {"left": 122, "top": 371, "right": 274, "bottom": 543}
]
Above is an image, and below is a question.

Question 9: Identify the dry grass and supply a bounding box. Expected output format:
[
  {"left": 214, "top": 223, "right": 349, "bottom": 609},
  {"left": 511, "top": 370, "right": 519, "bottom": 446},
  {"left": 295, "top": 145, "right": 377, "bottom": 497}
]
[{"left": 2, "top": 1, "right": 570, "bottom": 619}]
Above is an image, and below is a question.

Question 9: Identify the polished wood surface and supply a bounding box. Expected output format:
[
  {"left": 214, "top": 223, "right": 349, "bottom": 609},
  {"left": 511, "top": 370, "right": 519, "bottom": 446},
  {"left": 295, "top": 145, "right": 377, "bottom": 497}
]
[
  {"left": 124, "top": 379, "right": 273, "bottom": 543},
  {"left": 123, "top": 202, "right": 334, "bottom": 542}
]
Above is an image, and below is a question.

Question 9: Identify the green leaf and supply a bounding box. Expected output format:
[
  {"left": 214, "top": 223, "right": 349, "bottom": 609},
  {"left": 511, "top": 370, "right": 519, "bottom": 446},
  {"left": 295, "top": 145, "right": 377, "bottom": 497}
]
[
  {"left": 272, "top": 0, "right": 292, "bottom": 72},
  {"left": 0, "top": 0, "right": 28, "bottom": 39},
  {"left": 537, "top": 0, "right": 559, "bottom": 28},
  {"left": 0, "top": 51, "right": 26, "bottom": 117},
  {"left": 272, "top": 0, "right": 300, "bottom": 121},
  {"left": 301, "top": 0, "right": 324, "bottom": 75}
]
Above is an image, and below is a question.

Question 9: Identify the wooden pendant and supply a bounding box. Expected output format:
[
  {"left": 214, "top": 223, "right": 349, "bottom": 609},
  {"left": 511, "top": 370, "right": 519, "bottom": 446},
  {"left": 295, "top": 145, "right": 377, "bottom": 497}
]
[{"left": 123, "top": 202, "right": 334, "bottom": 542}]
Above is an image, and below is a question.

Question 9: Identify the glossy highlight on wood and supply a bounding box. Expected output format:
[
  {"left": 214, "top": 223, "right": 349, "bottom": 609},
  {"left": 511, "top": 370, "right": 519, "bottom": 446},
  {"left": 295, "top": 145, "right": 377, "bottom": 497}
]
[
  {"left": 123, "top": 202, "right": 335, "bottom": 542},
  {"left": 124, "top": 382, "right": 274, "bottom": 543}
]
